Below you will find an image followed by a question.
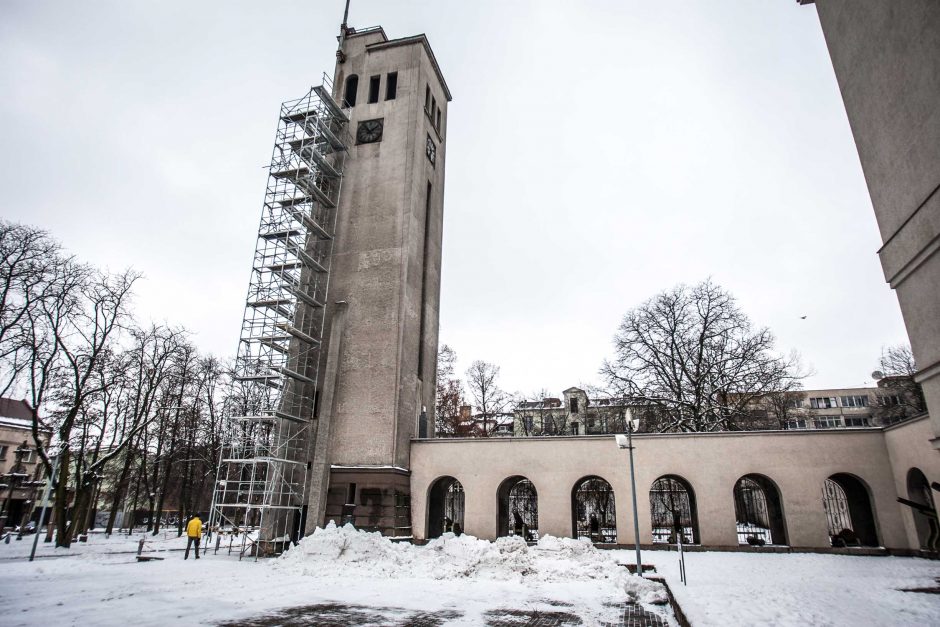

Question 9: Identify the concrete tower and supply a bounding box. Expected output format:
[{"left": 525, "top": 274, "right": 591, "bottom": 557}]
[{"left": 306, "top": 25, "right": 451, "bottom": 535}]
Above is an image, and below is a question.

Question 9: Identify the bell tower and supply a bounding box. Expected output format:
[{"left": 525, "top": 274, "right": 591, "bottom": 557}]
[{"left": 306, "top": 23, "right": 451, "bottom": 535}]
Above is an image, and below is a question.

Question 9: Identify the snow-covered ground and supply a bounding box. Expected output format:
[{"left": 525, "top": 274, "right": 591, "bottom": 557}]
[
  {"left": 1, "top": 526, "right": 937, "bottom": 626},
  {"left": 0, "top": 525, "right": 668, "bottom": 626},
  {"left": 635, "top": 549, "right": 940, "bottom": 627}
]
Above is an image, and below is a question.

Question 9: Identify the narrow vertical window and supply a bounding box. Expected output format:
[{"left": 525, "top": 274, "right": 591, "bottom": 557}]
[
  {"left": 368, "top": 75, "right": 380, "bottom": 104},
  {"left": 425, "top": 85, "right": 431, "bottom": 112},
  {"left": 417, "top": 182, "right": 433, "bottom": 376},
  {"left": 431, "top": 96, "right": 437, "bottom": 120},
  {"left": 436, "top": 109, "right": 442, "bottom": 133},
  {"left": 385, "top": 72, "right": 398, "bottom": 100},
  {"left": 344, "top": 74, "right": 359, "bottom": 107}
]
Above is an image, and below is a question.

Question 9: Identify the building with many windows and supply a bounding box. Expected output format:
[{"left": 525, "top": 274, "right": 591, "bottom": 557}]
[
  {"left": 0, "top": 398, "right": 50, "bottom": 532},
  {"left": 513, "top": 388, "right": 641, "bottom": 437},
  {"left": 759, "top": 377, "right": 927, "bottom": 431}
]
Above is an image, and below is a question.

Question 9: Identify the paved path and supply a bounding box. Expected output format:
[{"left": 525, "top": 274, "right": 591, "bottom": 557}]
[{"left": 217, "top": 600, "right": 670, "bottom": 626}]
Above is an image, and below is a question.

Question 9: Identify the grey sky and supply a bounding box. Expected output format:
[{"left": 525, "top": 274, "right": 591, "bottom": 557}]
[{"left": 0, "top": 1, "right": 909, "bottom": 397}]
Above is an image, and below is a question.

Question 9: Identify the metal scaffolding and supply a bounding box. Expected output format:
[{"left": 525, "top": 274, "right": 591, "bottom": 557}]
[{"left": 209, "top": 75, "right": 349, "bottom": 558}]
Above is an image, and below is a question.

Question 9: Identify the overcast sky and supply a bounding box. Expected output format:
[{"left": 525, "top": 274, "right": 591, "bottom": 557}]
[{"left": 0, "top": 1, "right": 910, "bottom": 397}]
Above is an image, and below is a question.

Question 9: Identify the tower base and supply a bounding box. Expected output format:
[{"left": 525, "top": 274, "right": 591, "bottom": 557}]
[{"left": 324, "top": 466, "right": 412, "bottom": 537}]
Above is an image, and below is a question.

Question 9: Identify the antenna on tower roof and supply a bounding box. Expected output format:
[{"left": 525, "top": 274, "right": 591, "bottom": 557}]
[{"left": 337, "top": 0, "right": 351, "bottom": 63}]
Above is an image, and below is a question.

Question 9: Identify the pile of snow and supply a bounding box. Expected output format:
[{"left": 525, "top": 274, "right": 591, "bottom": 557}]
[{"left": 273, "top": 522, "right": 665, "bottom": 604}]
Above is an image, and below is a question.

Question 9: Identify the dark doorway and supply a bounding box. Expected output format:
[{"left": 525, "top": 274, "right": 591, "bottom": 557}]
[
  {"left": 572, "top": 476, "right": 617, "bottom": 543},
  {"left": 906, "top": 467, "right": 938, "bottom": 551},
  {"left": 733, "top": 474, "right": 788, "bottom": 545},
  {"left": 823, "top": 473, "right": 879, "bottom": 547},
  {"left": 497, "top": 476, "right": 538, "bottom": 540},
  {"left": 650, "top": 475, "right": 699, "bottom": 544},
  {"left": 427, "top": 476, "right": 464, "bottom": 538}
]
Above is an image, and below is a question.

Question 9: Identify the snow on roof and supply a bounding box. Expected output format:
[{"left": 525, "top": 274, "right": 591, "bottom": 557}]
[{"left": 0, "top": 415, "right": 33, "bottom": 431}]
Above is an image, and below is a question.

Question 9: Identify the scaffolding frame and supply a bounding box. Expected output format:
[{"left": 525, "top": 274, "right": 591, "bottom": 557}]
[{"left": 209, "top": 75, "right": 349, "bottom": 558}]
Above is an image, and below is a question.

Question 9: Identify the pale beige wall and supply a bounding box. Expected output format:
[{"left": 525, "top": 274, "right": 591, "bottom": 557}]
[
  {"left": 883, "top": 416, "right": 940, "bottom": 548},
  {"left": 809, "top": 1, "right": 940, "bottom": 443},
  {"left": 411, "top": 429, "right": 917, "bottom": 549}
]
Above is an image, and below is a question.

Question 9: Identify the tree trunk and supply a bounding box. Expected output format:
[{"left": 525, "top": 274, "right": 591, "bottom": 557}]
[
  {"left": 126, "top": 455, "right": 144, "bottom": 535},
  {"left": 177, "top": 463, "right": 189, "bottom": 536},
  {"left": 106, "top": 449, "right": 135, "bottom": 534},
  {"left": 53, "top": 448, "right": 71, "bottom": 548}
]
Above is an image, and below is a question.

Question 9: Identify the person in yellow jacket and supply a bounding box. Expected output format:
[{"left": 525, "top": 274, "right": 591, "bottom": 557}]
[{"left": 185, "top": 514, "right": 203, "bottom": 560}]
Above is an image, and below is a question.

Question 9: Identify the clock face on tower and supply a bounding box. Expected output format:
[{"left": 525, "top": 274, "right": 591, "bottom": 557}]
[
  {"left": 425, "top": 134, "right": 436, "bottom": 166},
  {"left": 356, "top": 118, "right": 384, "bottom": 144}
]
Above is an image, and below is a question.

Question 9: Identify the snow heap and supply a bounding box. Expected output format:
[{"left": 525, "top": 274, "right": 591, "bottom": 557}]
[{"left": 273, "top": 522, "right": 666, "bottom": 605}]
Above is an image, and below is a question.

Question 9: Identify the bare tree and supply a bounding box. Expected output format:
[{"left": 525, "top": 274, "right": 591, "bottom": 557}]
[
  {"left": 0, "top": 222, "right": 74, "bottom": 398},
  {"left": 434, "top": 344, "right": 465, "bottom": 436},
  {"left": 602, "top": 280, "right": 802, "bottom": 432},
  {"left": 40, "top": 269, "right": 141, "bottom": 546},
  {"left": 0, "top": 220, "right": 239, "bottom": 545},
  {"left": 514, "top": 390, "right": 568, "bottom": 436},
  {"left": 465, "top": 360, "right": 511, "bottom": 437},
  {"left": 873, "top": 344, "right": 926, "bottom": 422}
]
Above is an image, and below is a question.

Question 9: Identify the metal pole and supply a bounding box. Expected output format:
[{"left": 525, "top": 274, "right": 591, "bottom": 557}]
[
  {"left": 29, "top": 457, "right": 58, "bottom": 562},
  {"left": 627, "top": 421, "right": 643, "bottom": 577}
]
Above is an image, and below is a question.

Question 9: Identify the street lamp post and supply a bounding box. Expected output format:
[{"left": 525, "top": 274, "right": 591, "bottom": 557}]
[{"left": 615, "top": 415, "right": 643, "bottom": 577}]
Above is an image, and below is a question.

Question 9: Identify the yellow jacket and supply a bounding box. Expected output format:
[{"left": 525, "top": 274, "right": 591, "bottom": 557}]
[{"left": 186, "top": 517, "right": 203, "bottom": 538}]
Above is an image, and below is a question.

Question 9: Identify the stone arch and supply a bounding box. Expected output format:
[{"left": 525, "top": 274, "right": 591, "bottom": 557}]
[
  {"left": 823, "top": 473, "right": 879, "bottom": 547},
  {"left": 733, "top": 474, "right": 788, "bottom": 546},
  {"left": 906, "top": 467, "right": 938, "bottom": 551},
  {"left": 650, "top": 474, "right": 699, "bottom": 544},
  {"left": 497, "top": 476, "right": 539, "bottom": 540},
  {"left": 343, "top": 74, "right": 359, "bottom": 107},
  {"left": 426, "top": 476, "right": 464, "bottom": 538},
  {"left": 571, "top": 475, "right": 617, "bottom": 543}
]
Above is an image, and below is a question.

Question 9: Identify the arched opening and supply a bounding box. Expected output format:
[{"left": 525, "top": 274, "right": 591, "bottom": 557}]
[
  {"left": 650, "top": 475, "right": 699, "bottom": 544},
  {"left": 571, "top": 476, "right": 617, "bottom": 543},
  {"left": 733, "top": 474, "right": 788, "bottom": 546},
  {"left": 343, "top": 74, "right": 359, "bottom": 107},
  {"left": 497, "top": 476, "right": 538, "bottom": 540},
  {"left": 823, "top": 473, "right": 879, "bottom": 547},
  {"left": 906, "top": 468, "right": 938, "bottom": 551},
  {"left": 426, "top": 476, "right": 464, "bottom": 538}
]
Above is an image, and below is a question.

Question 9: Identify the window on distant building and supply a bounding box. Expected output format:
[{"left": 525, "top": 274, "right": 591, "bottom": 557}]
[
  {"left": 436, "top": 108, "right": 442, "bottom": 133},
  {"left": 882, "top": 394, "right": 901, "bottom": 406},
  {"left": 810, "top": 397, "right": 838, "bottom": 409},
  {"left": 571, "top": 422, "right": 579, "bottom": 435},
  {"left": 385, "top": 72, "right": 398, "bottom": 100},
  {"left": 570, "top": 398, "right": 579, "bottom": 413},
  {"left": 0, "top": 445, "right": 7, "bottom": 460},
  {"left": 425, "top": 85, "right": 431, "bottom": 113},
  {"left": 431, "top": 96, "right": 437, "bottom": 121},
  {"left": 814, "top": 416, "right": 842, "bottom": 429},
  {"left": 786, "top": 419, "right": 807, "bottom": 430},
  {"left": 368, "top": 75, "right": 381, "bottom": 103},
  {"left": 788, "top": 398, "right": 803, "bottom": 409},
  {"left": 844, "top": 416, "right": 871, "bottom": 427},
  {"left": 840, "top": 395, "right": 869, "bottom": 408}
]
